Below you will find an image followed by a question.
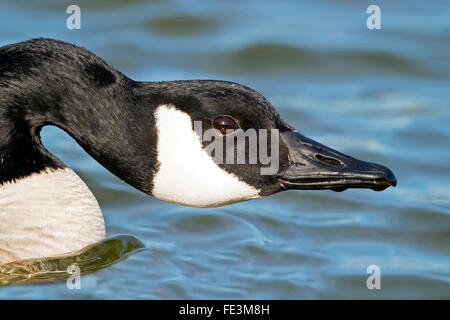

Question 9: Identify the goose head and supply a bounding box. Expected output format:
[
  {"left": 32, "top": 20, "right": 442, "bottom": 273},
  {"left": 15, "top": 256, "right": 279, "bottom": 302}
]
[{"left": 136, "top": 81, "right": 397, "bottom": 207}]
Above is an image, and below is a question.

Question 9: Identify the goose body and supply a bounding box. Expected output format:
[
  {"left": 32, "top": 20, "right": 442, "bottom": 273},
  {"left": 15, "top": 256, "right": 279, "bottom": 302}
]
[
  {"left": 0, "top": 39, "right": 396, "bottom": 265},
  {"left": 0, "top": 168, "right": 104, "bottom": 264}
]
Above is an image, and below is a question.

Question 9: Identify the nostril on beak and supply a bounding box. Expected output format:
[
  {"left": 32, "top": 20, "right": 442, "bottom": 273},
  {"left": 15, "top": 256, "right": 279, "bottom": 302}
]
[{"left": 315, "top": 154, "right": 342, "bottom": 166}]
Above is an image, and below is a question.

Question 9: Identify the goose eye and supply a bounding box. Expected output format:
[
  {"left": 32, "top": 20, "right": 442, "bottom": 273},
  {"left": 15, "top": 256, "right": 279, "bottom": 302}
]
[{"left": 213, "top": 116, "right": 238, "bottom": 134}]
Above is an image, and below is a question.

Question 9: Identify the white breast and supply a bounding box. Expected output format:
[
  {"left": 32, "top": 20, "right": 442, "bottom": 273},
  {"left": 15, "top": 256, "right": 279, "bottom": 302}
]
[
  {"left": 0, "top": 168, "right": 105, "bottom": 265},
  {"left": 152, "top": 104, "right": 260, "bottom": 207}
]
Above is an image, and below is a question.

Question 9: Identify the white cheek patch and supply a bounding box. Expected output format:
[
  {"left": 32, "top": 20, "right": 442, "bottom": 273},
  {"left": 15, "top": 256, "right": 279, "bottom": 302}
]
[{"left": 152, "top": 104, "right": 260, "bottom": 207}]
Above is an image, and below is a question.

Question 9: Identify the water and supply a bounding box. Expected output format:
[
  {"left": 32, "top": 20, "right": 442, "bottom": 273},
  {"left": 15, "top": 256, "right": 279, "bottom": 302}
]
[{"left": 0, "top": 0, "right": 449, "bottom": 299}]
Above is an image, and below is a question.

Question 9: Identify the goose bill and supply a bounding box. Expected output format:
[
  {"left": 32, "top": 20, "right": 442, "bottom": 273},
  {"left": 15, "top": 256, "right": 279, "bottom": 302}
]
[{"left": 277, "top": 131, "right": 397, "bottom": 192}]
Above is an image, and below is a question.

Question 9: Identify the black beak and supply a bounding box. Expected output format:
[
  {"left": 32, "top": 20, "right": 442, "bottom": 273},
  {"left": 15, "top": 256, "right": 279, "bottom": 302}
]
[{"left": 277, "top": 131, "right": 397, "bottom": 192}]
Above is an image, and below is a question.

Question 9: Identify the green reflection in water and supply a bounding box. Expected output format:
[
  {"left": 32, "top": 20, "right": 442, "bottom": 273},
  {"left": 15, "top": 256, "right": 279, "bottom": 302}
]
[{"left": 0, "top": 235, "right": 145, "bottom": 287}]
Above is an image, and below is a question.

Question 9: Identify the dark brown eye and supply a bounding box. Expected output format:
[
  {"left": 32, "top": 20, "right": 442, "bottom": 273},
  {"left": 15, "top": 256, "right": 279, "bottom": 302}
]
[{"left": 213, "top": 116, "right": 237, "bottom": 134}]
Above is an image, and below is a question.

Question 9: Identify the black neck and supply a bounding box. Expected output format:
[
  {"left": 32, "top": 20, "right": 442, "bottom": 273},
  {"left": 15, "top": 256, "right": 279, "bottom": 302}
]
[{"left": 0, "top": 38, "right": 158, "bottom": 192}]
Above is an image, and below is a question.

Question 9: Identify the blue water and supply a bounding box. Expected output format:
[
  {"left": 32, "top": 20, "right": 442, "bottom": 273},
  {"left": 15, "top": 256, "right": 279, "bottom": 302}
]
[{"left": 0, "top": 0, "right": 449, "bottom": 299}]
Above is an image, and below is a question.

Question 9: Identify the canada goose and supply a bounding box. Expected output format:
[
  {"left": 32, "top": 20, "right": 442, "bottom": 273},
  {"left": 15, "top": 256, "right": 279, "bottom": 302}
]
[{"left": 0, "top": 38, "right": 396, "bottom": 265}]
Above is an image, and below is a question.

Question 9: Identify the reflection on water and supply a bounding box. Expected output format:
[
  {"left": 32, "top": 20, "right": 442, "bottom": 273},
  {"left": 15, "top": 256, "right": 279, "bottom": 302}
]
[
  {"left": 0, "top": 236, "right": 144, "bottom": 287},
  {"left": 0, "top": 0, "right": 449, "bottom": 299},
  {"left": 146, "top": 15, "right": 215, "bottom": 35}
]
